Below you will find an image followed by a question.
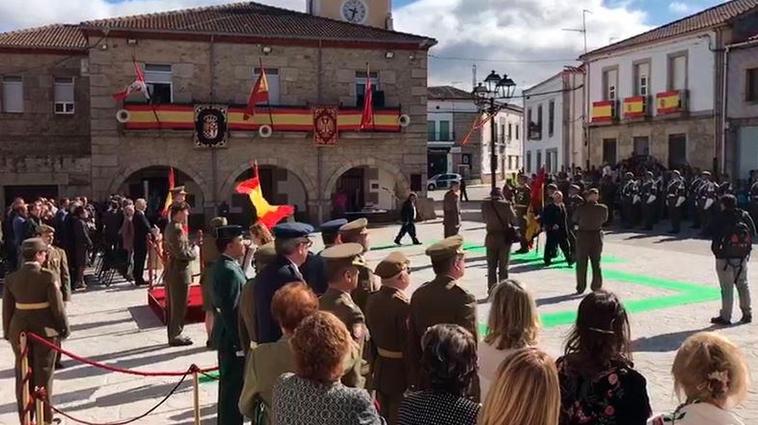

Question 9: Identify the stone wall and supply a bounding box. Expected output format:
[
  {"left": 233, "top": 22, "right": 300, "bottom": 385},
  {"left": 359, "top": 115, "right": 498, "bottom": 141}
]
[{"left": 88, "top": 38, "right": 428, "bottom": 222}]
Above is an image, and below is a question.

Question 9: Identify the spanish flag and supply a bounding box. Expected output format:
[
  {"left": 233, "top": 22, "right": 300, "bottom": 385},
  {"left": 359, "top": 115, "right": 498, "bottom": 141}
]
[
  {"left": 235, "top": 162, "right": 295, "bottom": 229},
  {"left": 524, "top": 169, "right": 546, "bottom": 245},
  {"left": 244, "top": 65, "right": 269, "bottom": 120},
  {"left": 161, "top": 167, "right": 175, "bottom": 218}
]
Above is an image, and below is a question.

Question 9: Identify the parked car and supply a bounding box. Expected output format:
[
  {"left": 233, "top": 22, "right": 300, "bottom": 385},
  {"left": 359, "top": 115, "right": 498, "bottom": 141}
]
[{"left": 427, "top": 173, "right": 462, "bottom": 191}]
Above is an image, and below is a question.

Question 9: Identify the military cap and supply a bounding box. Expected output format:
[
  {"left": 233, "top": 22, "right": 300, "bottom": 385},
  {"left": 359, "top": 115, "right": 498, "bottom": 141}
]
[
  {"left": 339, "top": 218, "right": 369, "bottom": 237},
  {"left": 38, "top": 224, "right": 55, "bottom": 234},
  {"left": 254, "top": 241, "right": 277, "bottom": 266},
  {"left": 546, "top": 183, "right": 558, "bottom": 190},
  {"left": 702, "top": 171, "right": 712, "bottom": 177},
  {"left": 587, "top": 188, "right": 600, "bottom": 195},
  {"left": 215, "top": 225, "right": 244, "bottom": 240},
  {"left": 425, "top": 235, "right": 465, "bottom": 261},
  {"left": 320, "top": 243, "right": 366, "bottom": 268},
  {"left": 570, "top": 184, "right": 580, "bottom": 191},
  {"left": 320, "top": 219, "right": 348, "bottom": 234},
  {"left": 375, "top": 252, "right": 411, "bottom": 280},
  {"left": 21, "top": 238, "right": 47, "bottom": 257},
  {"left": 273, "top": 222, "right": 314, "bottom": 239},
  {"left": 209, "top": 216, "right": 228, "bottom": 229},
  {"left": 170, "top": 186, "right": 188, "bottom": 195},
  {"left": 672, "top": 170, "right": 681, "bottom": 177}
]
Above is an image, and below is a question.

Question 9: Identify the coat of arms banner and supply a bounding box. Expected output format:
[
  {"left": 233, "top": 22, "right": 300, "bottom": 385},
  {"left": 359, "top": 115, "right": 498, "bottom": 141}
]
[
  {"left": 194, "top": 105, "right": 228, "bottom": 148},
  {"left": 312, "top": 106, "right": 339, "bottom": 146}
]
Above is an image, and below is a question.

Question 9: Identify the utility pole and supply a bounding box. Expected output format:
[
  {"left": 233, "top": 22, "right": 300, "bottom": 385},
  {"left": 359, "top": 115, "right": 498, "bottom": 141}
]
[{"left": 562, "top": 9, "right": 591, "bottom": 54}]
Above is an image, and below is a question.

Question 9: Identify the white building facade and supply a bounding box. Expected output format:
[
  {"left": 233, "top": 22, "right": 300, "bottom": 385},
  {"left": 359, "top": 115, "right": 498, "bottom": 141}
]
[{"left": 481, "top": 105, "right": 524, "bottom": 182}]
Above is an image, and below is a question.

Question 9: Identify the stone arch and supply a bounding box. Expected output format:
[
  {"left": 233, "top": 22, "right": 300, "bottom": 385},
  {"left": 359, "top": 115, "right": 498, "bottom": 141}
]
[
  {"left": 219, "top": 157, "right": 318, "bottom": 201},
  {"left": 107, "top": 159, "right": 210, "bottom": 200},
  {"left": 323, "top": 157, "right": 410, "bottom": 202}
]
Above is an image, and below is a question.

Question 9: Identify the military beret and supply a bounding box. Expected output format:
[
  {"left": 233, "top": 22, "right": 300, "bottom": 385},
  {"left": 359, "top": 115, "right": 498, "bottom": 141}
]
[
  {"left": 375, "top": 252, "right": 410, "bottom": 280},
  {"left": 215, "top": 225, "right": 244, "bottom": 240},
  {"left": 320, "top": 243, "right": 366, "bottom": 268},
  {"left": 570, "top": 184, "right": 580, "bottom": 191},
  {"left": 425, "top": 235, "right": 465, "bottom": 261},
  {"left": 254, "top": 242, "right": 277, "bottom": 266},
  {"left": 38, "top": 224, "right": 55, "bottom": 234},
  {"left": 209, "top": 217, "right": 228, "bottom": 229},
  {"left": 546, "top": 183, "right": 558, "bottom": 190},
  {"left": 320, "top": 219, "right": 348, "bottom": 234},
  {"left": 21, "top": 238, "right": 47, "bottom": 257},
  {"left": 339, "top": 218, "right": 369, "bottom": 236},
  {"left": 273, "top": 222, "right": 314, "bottom": 239},
  {"left": 170, "top": 186, "right": 188, "bottom": 195},
  {"left": 587, "top": 188, "right": 600, "bottom": 195}
]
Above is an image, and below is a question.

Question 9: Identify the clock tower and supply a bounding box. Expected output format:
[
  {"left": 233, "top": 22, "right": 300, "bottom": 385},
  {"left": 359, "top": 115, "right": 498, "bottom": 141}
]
[{"left": 307, "top": 0, "right": 393, "bottom": 30}]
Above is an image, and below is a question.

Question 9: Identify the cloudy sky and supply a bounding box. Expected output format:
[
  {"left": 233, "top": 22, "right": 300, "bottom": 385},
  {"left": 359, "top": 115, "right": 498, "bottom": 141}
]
[{"left": 0, "top": 0, "right": 724, "bottom": 90}]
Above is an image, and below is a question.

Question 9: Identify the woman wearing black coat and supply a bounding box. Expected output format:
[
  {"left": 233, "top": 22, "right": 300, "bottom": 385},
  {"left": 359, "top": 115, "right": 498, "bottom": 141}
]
[{"left": 542, "top": 191, "right": 574, "bottom": 266}]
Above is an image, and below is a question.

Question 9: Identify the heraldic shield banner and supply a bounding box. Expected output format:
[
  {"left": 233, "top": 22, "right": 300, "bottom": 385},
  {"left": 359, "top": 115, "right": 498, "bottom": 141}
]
[
  {"left": 194, "top": 104, "right": 228, "bottom": 148},
  {"left": 312, "top": 106, "right": 338, "bottom": 146}
]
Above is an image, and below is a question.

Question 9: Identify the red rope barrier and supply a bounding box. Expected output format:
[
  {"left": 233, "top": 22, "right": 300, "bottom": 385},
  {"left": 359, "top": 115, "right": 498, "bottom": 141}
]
[{"left": 27, "top": 333, "right": 218, "bottom": 376}]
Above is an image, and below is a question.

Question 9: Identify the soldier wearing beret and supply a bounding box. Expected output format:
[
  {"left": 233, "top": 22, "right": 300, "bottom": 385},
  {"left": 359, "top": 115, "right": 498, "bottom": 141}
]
[
  {"left": 365, "top": 251, "right": 412, "bottom": 423},
  {"left": 212, "top": 225, "right": 248, "bottom": 425},
  {"left": 238, "top": 242, "right": 277, "bottom": 354},
  {"left": 254, "top": 222, "right": 313, "bottom": 344},
  {"left": 640, "top": 171, "right": 658, "bottom": 230},
  {"left": 443, "top": 182, "right": 462, "bottom": 238},
  {"left": 164, "top": 202, "right": 197, "bottom": 346},
  {"left": 200, "top": 216, "right": 227, "bottom": 348},
  {"left": 339, "top": 218, "right": 380, "bottom": 314},
  {"left": 319, "top": 243, "right": 370, "bottom": 388},
  {"left": 572, "top": 189, "right": 608, "bottom": 294},
  {"left": 407, "top": 235, "right": 478, "bottom": 399},
  {"left": 3, "top": 238, "right": 69, "bottom": 425}
]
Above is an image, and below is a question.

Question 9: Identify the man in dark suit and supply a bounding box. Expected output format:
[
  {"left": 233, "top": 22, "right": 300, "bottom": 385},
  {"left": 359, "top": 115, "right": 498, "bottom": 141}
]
[
  {"left": 542, "top": 191, "right": 573, "bottom": 266},
  {"left": 52, "top": 197, "right": 69, "bottom": 248},
  {"left": 300, "top": 219, "right": 346, "bottom": 296},
  {"left": 394, "top": 193, "right": 421, "bottom": 246},
  {"left": 132, "top": 199, "right": 152, "bottom": 286},
  {"left": 253, "top": 222, "right": 313, "bottom": 343}
]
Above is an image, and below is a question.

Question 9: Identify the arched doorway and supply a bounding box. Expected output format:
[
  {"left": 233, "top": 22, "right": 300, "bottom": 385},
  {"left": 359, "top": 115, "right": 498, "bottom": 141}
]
[
  {"left": 230, "top": 165, "right": 309, "bottom": 226},
  {"left": 115, "top": 166, "right": 206, "bottom": 229},
  {"left": 330, "top": 165, "right": 402, "bottom": 217}
]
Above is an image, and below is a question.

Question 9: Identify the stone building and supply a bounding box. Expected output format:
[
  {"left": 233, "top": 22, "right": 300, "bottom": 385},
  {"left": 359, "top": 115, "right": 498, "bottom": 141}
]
[
  {"left": 581, "top": 0, "right": 758, "bottom": 173},
  {"left": 0, "top": 1, "right": 436, "bottom": 225}
]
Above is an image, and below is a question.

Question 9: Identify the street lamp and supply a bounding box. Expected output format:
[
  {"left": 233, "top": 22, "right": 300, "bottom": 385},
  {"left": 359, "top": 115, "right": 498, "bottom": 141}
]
[{"left": 473, "top": 70, "right": 517, "bottom": 193}]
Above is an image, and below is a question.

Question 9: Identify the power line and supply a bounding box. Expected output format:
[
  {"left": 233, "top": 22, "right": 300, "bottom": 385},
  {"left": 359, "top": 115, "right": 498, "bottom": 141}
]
[{"left": 429, "top": 53, "right": 580, "bottom": 64}]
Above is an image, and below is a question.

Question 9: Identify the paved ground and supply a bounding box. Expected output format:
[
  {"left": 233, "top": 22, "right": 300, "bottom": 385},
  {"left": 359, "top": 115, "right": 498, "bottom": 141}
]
[{"left": 1, "top": 190, "right": 756, "bottom": 424}]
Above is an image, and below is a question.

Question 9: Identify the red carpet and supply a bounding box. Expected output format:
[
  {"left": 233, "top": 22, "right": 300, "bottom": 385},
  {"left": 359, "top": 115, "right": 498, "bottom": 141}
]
[{"left": 147, "top": 284, "right": 205, "bottom": 325}]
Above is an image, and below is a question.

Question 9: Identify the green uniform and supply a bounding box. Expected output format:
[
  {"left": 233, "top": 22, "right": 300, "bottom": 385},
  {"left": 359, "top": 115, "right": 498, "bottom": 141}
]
[
  {"left": 481, "top": 198, "right": 516, "bottom": 291},
  {"left": 163, "top": 222, "right": 196, "bottom": 343},
  {"left": 443, "top": 189, "right": 461, "bottom": 237},
  {"left": 365, "top": 287, "right": 411, "bottom": 424},
  {"left": 44, "top": 246, "right": 71, "bottom": 302},
  {"left": 239, "top": 336, "right": 294, "bottom": 424},
  {"left": 320, "top": 288, "right": 366, "bottom": 389},
  {"left": 3, "top": 262, "right": 69, "bottom": 424},
  {"left": 350, "top": 256, "right": 380, "bottom": 314},
  {"left": 200, "top": 233, "right": 221, "bottom": 313},
  {"left": 572, "top": 201, "right": 608, "bottom": 293},
  {"left": 212, "top": 254, "right": 246, "bottom": 425}
]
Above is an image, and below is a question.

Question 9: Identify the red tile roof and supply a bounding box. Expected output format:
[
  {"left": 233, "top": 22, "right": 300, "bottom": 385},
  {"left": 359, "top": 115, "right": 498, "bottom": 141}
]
[
  {"left": 81, "top": 1, "right": 435, "bottom": 47},
  {"left": 0, "top": 24, "right": 87, "bottom": 51},
  {"left": 582, "top": 0, "right": 758, "bottom": 58}
]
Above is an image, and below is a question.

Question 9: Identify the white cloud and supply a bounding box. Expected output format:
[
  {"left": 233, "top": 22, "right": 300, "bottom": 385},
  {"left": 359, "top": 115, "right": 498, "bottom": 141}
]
[{"left": 668, "top": 1, "right": 695, "bottom": 15}]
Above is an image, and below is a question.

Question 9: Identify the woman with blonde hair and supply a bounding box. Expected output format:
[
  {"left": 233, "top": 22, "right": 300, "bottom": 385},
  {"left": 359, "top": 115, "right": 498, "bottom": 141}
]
[
  {"left": 648, "top": 332, "right": 750, "bottom": 425},
  {"left": 480, "top": 347, "right": 560, "bottom": 425},
  {"left": 478, "top": 279, "right": 540, "bottom": 399}
]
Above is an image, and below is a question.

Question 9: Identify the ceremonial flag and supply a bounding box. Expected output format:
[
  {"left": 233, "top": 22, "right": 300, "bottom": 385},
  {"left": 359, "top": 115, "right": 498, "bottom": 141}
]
[
  {"left": 113, "top": 59, "right": 150, "bottom": 101},
  {"left": 244, "top": 64, "right": 270, "bottom": 120},
  {"left": 360, "top": 64, "right": 374, "bottom": 130},
  {"left": 524, "top": 168, "right": 546, "bottom": 244},
  {"left": 161, "top": 167, "right": 175, "bottom": 218},
  {"left": 235, "top": 162, "right": 295, "bottom": 229}
]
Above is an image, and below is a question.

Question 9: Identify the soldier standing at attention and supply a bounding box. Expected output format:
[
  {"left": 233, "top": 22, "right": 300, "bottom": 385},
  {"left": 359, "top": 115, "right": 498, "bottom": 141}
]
[
  {"left": 640, "top": 171, "right": 658, "bottom": 231},
  {"left": 481, "top": 188, "right": 516, "bottom": 294},
  {"left": 37, "top": 225, "right": 71, "bottom": 370},
  {"left": 164, "top": 202, "right": 197, "bottom": 346},
  {"left": 407, "top": 235, "right": 477, "bottom": 398},
  {"left": 666, "top": 171, "right": 687, "bottom": 234},
  {"left": 338, "top": 218, "right": 380, "bottom": 314},
  {"left": 698, "top": 171, "right": 718, "bottom": 237},
  {"left": 238, "top": 241, "right": 277, "bottom": 354},
  {"left": 212, "top": 225, "right": 248, "bottom": 425},
  {"left": 319, "top": 243, "right": 369, "bottom": 388},
  {"left": 3, "top": 238, "right": 69, "bottom": 425},
  {"left": 572, "top": 189, "right": 608, "bottom": 294},
  {"left": 513, "top": 175, "right": 532, "bottom": 254},
  {"left": 365, "top": 252, "right": 412, "bottom": 423},
  {"left": 200, "top": 217, "right": 227, "bottom": 348},
  {"left": 688, "top": 172, "right": 704, "bottom": 229},
  {"left": 443, "top": 181, "right": 462, "bottom": 238},
  {"left": 620, "top": 172, "right": 638, "bottom": 228}
]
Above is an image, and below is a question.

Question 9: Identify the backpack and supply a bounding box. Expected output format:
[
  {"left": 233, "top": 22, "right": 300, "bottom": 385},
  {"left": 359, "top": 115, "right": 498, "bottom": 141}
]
[{"left": 717, "top": 211, "right": 753, "bottom": 259}]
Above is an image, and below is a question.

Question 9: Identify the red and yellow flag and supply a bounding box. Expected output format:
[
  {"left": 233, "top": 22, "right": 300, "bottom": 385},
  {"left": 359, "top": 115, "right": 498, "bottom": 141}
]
[
  {"left": 524, "top": 169, "right": 546, "bottom": 245},
  {"left": 235, "top": 162, "right": 295, "bottom": 229},
  {"left": 360, "top": 64, "right": 374, "bottom": 130},
  {"left": 161, "top": 167, "right": 175, "bottom": 218},
  {"left": 244, "top": 67, "right": 270, "bottom": 120}
]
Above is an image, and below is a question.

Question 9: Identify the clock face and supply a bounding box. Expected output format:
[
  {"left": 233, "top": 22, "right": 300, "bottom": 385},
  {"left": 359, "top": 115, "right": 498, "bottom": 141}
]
[{"left": 341, "top": 0, "right": 368, "bottom": 24}]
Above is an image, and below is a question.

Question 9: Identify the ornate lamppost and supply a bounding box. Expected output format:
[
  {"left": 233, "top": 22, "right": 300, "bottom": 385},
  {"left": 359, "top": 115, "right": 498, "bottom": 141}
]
[{"left": 473, "top": 71, "right": 516, "bottom": 192}]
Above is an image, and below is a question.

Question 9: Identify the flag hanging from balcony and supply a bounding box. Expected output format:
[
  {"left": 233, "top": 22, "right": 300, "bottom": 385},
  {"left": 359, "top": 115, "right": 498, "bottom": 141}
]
[
  {"left": 161, "top": 167, "right": 176, "bottom": 219},
  {"left": 244, "top": 64, "right": 270, "bottom": 120},
  {"left": 113, "top": 59, "right": 150, "bottom": 101},
  {"left": 524, "top": 168, "right": 546, "bottom": 246},
  {"left": 360, "top": 64, "right": 374, "bottom": 130},
  {"left": 235, "top": 162, "right": 295, "bottom": 229}
]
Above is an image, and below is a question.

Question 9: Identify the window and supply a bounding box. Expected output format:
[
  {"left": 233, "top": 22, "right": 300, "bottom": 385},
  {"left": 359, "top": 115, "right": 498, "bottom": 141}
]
[
  {"left": 427, "top": 121, "right": 436, "bottom": 141},
  {"left": 515, "top": 124, "right": 519, "bottom": 140},
  {"left": 668, "top": 134, "right": 687, "bottom": 169},
  {"left": 548, "top": 100, "right": 555, "bottom": 137},
  {"left": 144, "top": 64, "right": 172, "bottom": 103},
  {"left": 633, "top": 136, "right": 649, "bottom": 156},
  {"left": 602, "top": 68, "right": 618, "bottom": 101},
  {"left": 634, "top": 62, "right": 650, "bottom": 96},
  {"left": 526, "top": 151, "right": 532, "bottom": 173},
  {"left": 536, "top": 150, "right": 543, "bottom": 169},
  {"left": 602, "top": 139, "right": 617, "bottom": 164},
  {"left": 746, "top": 68, "right": 758, "bottom": 102},
  {"left": 54, "top": 77, "right": 75, "bottom": 114},
  {"left": 356, "top": 71, "right": 379, "bottom": 107},
  {"left": 668, "top": 54, "right": 687, "bottom": 91},
  {"left": 439, "top": 120, "right": 450, "bottom": 141},
  {"left": 536, "top": 105, "right": 543, "bottom": 140},
  {"left": 254, "top": 68, "right": 280, "bottom": 105},
  {"left": 508, "top": 123, "right": 513, "bottom": 141},
  {"left": 2, "top": 76, "right": 23, "bottom": 113},
  {"left": 499, "top": 123, "right": 505, "bottom": 143}
]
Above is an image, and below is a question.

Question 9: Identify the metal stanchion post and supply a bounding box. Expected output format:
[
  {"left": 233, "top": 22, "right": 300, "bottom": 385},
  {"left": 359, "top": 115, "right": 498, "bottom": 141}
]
[
  {"left": 192, "top": 367, "right": 201, "bottom": 425},
  {"left": 34, "top": 387, "right": 44, "bottom": 425},
  {"left": 20, "top": 332, "right": 31, "bottom": 425}
]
